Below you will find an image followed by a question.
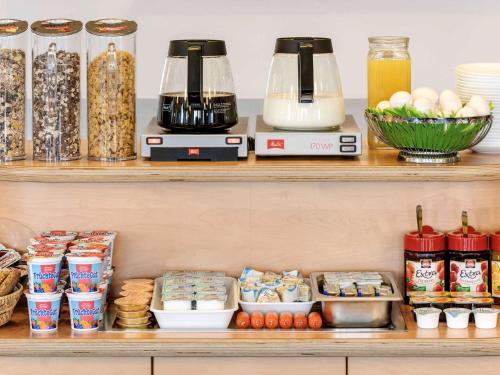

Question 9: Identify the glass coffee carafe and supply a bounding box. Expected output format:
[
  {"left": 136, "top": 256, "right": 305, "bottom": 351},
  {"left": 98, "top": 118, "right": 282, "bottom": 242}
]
[
  {"left": 263, "top": 37, "right": 345, "bottom": 131},
  {"left": 158, "top": 39, "right": 238, "bottom": 132}
]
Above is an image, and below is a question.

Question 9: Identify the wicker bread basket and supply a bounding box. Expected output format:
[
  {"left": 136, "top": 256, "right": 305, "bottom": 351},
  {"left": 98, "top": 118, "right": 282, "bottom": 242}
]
[{"left": 0, "top": 283, "right": 23, "bottom": 327}]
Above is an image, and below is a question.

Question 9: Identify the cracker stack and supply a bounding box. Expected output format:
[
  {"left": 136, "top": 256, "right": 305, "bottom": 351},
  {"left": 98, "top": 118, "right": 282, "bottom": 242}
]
[{"left": 114, "top": 279, "right": 154, "bottom": 329}]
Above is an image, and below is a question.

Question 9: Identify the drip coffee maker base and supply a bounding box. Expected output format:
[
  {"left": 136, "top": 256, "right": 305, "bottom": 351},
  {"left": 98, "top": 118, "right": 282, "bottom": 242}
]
[
  {"left": 254, "top": 115, "right": 362, "bottom": 157},
  {"left": 141, "top": 118, "right": 249, "bottom": 161}
]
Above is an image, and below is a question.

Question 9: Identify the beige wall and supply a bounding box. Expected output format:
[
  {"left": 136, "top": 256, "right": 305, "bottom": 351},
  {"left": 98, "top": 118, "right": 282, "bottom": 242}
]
[{"left": 3, "top": 0, "right": 500, "bottom": 99}]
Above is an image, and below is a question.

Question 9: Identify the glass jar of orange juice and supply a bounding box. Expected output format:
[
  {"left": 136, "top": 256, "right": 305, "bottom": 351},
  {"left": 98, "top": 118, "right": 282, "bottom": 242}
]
[{"left": 367, "top": 36, "right": 411, "bottom": 149}]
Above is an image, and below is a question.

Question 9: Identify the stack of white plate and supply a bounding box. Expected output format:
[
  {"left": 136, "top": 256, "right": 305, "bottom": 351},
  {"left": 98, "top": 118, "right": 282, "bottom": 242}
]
[{"left": 456, "top": 63, "right": 500, "bottom": 153}]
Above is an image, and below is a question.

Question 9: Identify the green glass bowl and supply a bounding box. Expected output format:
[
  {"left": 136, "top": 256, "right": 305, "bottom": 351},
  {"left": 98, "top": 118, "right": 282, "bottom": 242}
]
[{"left": 364, "top": 110, "right": 493, "bottom": 163}]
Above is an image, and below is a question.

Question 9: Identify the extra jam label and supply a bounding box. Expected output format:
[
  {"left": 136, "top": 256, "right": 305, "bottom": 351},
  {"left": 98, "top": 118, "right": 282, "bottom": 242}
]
[
  {"left": 69, "top": 299, "right": 101, "bottom": 330},
  {"left": 406, "top": 259, "right": 445, "bottom": 293},
  {"left": 28, "top": 300, "right": 59, "bottom": 331},
  {"left": 450, "top": 259, "right": 488, "bottom": 292},
  {"left": 492, "top": 260, "right": 500, "bottom": 297},
  {"left": 30, "top": 263, "right": 61, "bottom": 293},
  {"left": 69, "top": 263, "right": 101, "bottom": 293}
]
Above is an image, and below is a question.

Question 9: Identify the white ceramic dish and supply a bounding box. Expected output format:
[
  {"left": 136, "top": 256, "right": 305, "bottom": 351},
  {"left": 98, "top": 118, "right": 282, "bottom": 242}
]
[
  {"left": 238, "top": 279, "right": 315, "bottom": 314},
  {"left": 473, "top": 308, "right": 499, "bottom": 329},
  {"left": 150, "top": 277, "right": 238, "bottom": 330},
  {"left": 444, "top": 308, "right": 471, "bottom": 329},
  {"left": 414, "top": 307, "right": 441, "bottom": 329}
]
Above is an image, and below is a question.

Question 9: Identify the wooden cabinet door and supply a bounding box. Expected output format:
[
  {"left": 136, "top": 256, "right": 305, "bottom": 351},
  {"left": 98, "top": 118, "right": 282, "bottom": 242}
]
[
  {"left": 349, "top": 357, "right": 500, "bottom": 375},
  {"left": 155, "top": 357, "right": 346, "bottom": 374},
  {"left": 0, "top": 357, "right": 150, "bottom": 375}
]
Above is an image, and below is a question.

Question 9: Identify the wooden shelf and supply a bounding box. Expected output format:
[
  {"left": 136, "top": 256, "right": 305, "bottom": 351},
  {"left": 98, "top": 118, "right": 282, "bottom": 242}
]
[
  {"left": 1, "top": 306, "right": 500, "bottom": 357},
  {"left": 1, "top": 142, "right": 500, "bottom": 182}
]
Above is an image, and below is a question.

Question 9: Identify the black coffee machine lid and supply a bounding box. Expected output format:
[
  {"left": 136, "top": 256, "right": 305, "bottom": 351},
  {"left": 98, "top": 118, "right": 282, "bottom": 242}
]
[
  {"left": 168, "top": 40, "right": 227, "bottom": 57},
  {"left": 274, "top": 37, "right": 333, "bottom": 54}
]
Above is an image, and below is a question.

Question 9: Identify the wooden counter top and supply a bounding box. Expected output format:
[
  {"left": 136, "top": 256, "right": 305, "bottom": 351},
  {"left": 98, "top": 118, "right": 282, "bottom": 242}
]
[
  {"left": 1, "top": 306, "right": 500, "bottom": 357},
  {"left": 1, "top": 142, "right": 500, "bottom": 182}
]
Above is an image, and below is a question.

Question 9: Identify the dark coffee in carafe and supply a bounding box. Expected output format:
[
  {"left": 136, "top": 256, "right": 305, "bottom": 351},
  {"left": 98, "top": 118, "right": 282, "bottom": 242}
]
[{"left": 158, "top": 92, "right": 238, "bottom": 132}]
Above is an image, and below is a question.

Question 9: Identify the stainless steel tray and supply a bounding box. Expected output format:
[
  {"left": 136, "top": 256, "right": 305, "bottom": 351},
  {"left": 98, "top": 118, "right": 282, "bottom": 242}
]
[{"left": 310, "top": 271, "right": 403, "bottom": 328}]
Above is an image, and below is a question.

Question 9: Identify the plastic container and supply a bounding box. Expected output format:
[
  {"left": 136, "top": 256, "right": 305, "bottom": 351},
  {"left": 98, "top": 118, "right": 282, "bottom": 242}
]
[
  {"left": 86, "top": 20, "right": 137, "bottom": 161},
  {"left": 0, "top": 19, "right": 27, "bottom": 162},
  {"left": 27, "top": 255, "right": 62, "bottom": 294},
  {"left": 66, "top": 291, "right": 103, "bottom": 331},
  {"left": 473, "top": 308, "right": 499, "bottom": 329},
  {"left": 413, "top": 307, "right": 441, "bottom": 329},
  {"left": 239, "top": 279, "right": 315, "bottom": 314},
  {"left": 447, "top": 227, "right": 490, "bottom": 293},
  {"left": 66, "top": 254, "right": 103, "bottom": 293},
  {"left": 25, "top": 291, "right": 62, "bottom": 332},
  {"left": 150, "top": 276, "right": 238, "bottom": 329},
  {"left": 41, "top": 230, "right": 78, "bottom": 241},
  {"left": 491, "top": 232, "right": 500, "bottom": 303},
  {"left": 404, "top": 225, "right": 446, "bottom": 304},
  {"left": 444, "top": 307, "right": 471, "bottom": 329},
  {"left": 31, "top": 20, "right": 82, "bottom": 161}
]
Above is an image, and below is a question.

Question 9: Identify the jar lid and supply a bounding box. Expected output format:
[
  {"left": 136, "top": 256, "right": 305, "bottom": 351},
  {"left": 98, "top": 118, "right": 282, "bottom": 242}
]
[
  {"left": 447, "top": 226, "right": 489, "bottom": 252},
  {"left": 404, "top": 225, "right": 445, "bottom": 252},
  {"left": 31, "top": 19, "right": 82, "bottom": 36},
  {"left": 168, "top": 40, "right": 227, "bottom": 57},
  {"left": 274, "top": 37, "right": 333, "bottom": 54},
  {"left": 0, "top": 19, "right": 28, "bottom": 36},
  {"left": 491, "top": 232, "right": 500, "bottom": 251},
  {"left": 85, "top": 19, "right": 137, "bottom": 37}
]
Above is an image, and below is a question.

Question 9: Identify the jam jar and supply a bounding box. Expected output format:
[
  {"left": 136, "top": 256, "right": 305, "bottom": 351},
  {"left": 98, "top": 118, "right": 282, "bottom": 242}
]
[
  {"left": 447, "top": 227, "right": 490, "bottom": 293},
  {"left": 404, "top": 225, "right": 446, "bottom": 304},
  {"left": 491, "top": 232, "right": 500, "bottom": 303}
]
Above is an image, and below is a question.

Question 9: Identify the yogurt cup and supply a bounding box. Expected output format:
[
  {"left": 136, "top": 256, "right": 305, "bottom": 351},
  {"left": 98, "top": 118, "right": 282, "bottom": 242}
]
[
  {"left": 444, "top": 308, "right": 471, "bottom": 329},
  {"left": 41, "top": 230, "right": 77, "bottom": 241},
  {"left": 27, "top": 245, "right": 66, "bottom": 257},
  {"left": 25, "top": 292, "right": 62, "bottom": 332},
  {"left": 66, "top": 291, "right": 103, "bottom": 331},
  {"left": 414, "top": 307, "right": 441, "bottom": 329},
  {"left": 473, "top": 308, "right": 499, "bottom": 329},
  {"left": 27, "top": 255, "right": 63, "bottom": 294},
  {"left": 67, "top": 254, "right": 103, "bottom": 293},
  {"left": 30, "top": 237, "right": 70, "bottom": 246},
  {"left": 69, "top": 243, "right": 111, "bottom": 270}
]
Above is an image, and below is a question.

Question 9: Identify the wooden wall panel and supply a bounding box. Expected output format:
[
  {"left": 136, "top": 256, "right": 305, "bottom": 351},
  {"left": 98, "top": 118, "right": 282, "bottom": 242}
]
[
  {"left": 349, "top": 357, "right": 500, "bottom": 375},
  {"left": 1, "top": 180, "right": 499, "bottom": 293},
  {"left": 154, "top": 357, "right": 346, "bottom": 375}
]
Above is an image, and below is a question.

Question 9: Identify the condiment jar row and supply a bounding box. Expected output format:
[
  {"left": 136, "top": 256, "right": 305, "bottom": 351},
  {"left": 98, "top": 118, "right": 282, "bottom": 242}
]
[
  {"left": 404, "top": 225, "right": 500, "bottom": 303},
  {"left": 0, "top": 18, "right": 137, "bottom": 162}
]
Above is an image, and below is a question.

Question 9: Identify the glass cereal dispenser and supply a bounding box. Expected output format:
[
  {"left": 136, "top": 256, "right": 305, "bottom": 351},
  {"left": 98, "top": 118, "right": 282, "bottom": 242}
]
[
  {"left": 0, "top": 19, "right": 27, "bottom": 162},
  {"left": 86, "top": 19, "right": 137, "bottom": 161},
  {"left": 31, "top": 19, "right": 82, "bottom": 161}
]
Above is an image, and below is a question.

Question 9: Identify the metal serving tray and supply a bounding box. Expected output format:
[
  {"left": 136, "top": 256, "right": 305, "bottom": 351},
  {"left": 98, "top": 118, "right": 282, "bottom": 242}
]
[{"left": 311, "top": 271, "right": 403, "bottom": 328}]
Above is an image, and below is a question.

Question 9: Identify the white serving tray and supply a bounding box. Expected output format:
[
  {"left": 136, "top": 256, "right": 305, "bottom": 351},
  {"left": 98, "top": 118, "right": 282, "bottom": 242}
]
[
  {"left": 150, "top": 276, "right": 238, "bottom": 329},
  {"left": 238, "top": 279, "right": 316, "bottom": 314}
]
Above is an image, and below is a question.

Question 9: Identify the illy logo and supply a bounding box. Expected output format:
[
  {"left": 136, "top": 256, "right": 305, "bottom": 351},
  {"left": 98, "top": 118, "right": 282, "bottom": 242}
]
[{"left": 267, "top": 139, "right": 285, "bottom": 150}]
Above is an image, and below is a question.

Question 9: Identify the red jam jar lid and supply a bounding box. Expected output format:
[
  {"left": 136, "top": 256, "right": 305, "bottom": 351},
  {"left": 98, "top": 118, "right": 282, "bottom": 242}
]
[
  {"left": 405, "top": 225, "right": 445, "bottom": 252},
  {"left": 491, "top": 232, "right": 500, "bottom": 251},
  {"left": 447, "top": 226, "right": 489, "bottom": 252}
]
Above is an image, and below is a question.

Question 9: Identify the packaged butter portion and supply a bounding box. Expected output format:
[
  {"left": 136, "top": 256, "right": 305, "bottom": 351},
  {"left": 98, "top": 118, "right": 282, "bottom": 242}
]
[
  {"left": 257, "top": 287, "right": 281, "bottom": 303},
  {"left": 298, "top": 284, "right": 311, "bottom": 302},
  {"left": 357, "top": 285, "right": 376, "bottom": 297},
  {"left": 276, "top": 284, "right": 298, "bottom": 302}
]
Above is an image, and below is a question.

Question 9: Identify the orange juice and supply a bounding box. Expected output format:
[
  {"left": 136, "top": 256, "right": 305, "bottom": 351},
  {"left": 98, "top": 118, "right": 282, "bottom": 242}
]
[
  {"left": 368, "top": 59, "right": 411, "bottom": 149},
  {"left": 367, "top": 36, "right": 411, "bottom": 149}
]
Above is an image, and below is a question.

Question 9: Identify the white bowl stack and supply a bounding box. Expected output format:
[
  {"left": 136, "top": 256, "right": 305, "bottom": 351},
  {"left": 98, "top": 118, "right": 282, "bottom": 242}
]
[{"left": 456, "top": 63, "right": 500, "bottom": 153}]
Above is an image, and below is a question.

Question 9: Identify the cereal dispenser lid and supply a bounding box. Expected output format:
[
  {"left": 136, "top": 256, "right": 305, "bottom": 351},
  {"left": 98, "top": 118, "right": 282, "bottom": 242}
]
[
  {"left": 404, "top": 225, "right": 445, "bottom": 252},
  {"left": 274, "top": 37, "right": 333, "bottom": 54},
  {"left": 31, "top": 19, "right": 82, "bottom": 36},
  {"left": 491, "top": 232, "right": 500, "bottom": 251},
  {"left": 0, "top": 19, "right": 28, "bottom": 36},
  {"left": 85, "top": 19, "right": 137, "bottom": 36},
  {"left": 447, "top": 226, "right": 489, "bottom": 252}
]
